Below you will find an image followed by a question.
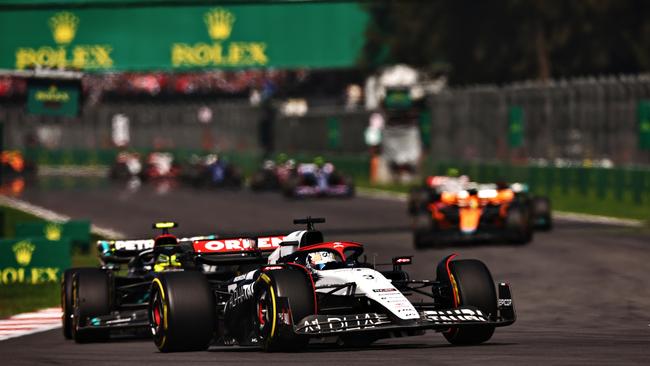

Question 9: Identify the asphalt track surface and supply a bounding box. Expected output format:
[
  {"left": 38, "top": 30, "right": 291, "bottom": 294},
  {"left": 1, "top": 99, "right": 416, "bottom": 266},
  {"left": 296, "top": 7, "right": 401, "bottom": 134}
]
[{"left": 1, "top": 179, "right": 649, "bottom": 365}]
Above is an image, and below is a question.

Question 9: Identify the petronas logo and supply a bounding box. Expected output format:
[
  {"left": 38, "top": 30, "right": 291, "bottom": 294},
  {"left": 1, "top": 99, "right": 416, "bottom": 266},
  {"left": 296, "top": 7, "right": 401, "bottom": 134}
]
[
  {"left": 49, "top": 12, "right": 79, "bottom": 45},
  {"left": 204, "top": 8, "right": 235, "bottom": 40},
  {"left": 45, "top": 223, "right": 62, "bottom": 241},
  {"left": 12, "top": 241, "right": 36, "bottom": 267}
]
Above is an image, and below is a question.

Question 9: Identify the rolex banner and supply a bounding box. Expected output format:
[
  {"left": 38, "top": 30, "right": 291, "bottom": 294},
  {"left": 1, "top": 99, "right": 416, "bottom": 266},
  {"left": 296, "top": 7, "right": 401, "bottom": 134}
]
[
  {"left": 15, "top": 220, "right": 91, "bottom": 251},
  {"left": 0, "top": 3, "right": 368, "bottom": 71},
  {"left": 0, "top": 238, "right": 71, "bottom": 285}
]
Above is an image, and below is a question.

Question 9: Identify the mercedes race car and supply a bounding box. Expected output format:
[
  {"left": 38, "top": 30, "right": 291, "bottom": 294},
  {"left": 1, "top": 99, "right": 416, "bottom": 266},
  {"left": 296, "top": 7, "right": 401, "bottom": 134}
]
[
  {"left": 61, "top": 222, "right": 217, "bottom": 342},
  {"left": 148, "top": 217, "right": 515, "bottom": 352},
  {"left": 408, "top": 176, "right": 535, "bottom": 248}
]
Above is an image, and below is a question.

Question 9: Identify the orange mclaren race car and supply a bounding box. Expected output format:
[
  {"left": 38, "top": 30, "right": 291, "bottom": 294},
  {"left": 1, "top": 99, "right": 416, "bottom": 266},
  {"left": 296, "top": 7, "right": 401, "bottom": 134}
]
[{"left": 409, "top": 176, "right": 534, "bottom": 248}]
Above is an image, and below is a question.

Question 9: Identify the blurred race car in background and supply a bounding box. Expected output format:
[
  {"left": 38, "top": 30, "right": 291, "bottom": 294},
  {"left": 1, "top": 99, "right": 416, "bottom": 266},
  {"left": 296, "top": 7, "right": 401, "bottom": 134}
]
[
  {"left": 408, "top": 176, "right": 539, "bottom": 248},
  {"left": 61, "top": 222, "right": 217, "bottom": 343},
  {"left": 249, "top": 157, "right": 296, "bottom": 191},
  {"left": 1, "top": 150, "right": 36, "bottom": 178},
  {"left": 142, "top": 152, "right": 181, "bottom": 180},
  {"left": 282, "top": 158, "right": 355, "bottom": 198},
  {"left": 180, "top": 153, "right": 243, "bottom": 189},
  {"left": 149, "top": 217, "right": 515, "bottom": 352},
  {"left": 109, "top": 151, "right": 142, "bottom": 180}
]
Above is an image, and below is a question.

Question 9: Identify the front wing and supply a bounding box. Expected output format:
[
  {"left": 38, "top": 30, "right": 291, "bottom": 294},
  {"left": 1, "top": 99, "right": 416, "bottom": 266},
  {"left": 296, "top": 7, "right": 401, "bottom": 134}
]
[{"left": 294, "top": 282, "right": 515, "bottom": 337}]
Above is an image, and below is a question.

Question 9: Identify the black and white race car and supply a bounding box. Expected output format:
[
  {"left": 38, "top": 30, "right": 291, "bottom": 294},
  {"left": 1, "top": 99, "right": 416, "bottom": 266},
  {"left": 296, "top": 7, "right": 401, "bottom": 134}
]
[{"left": 149, "top": 218, "right": 515, "bottom": 352}]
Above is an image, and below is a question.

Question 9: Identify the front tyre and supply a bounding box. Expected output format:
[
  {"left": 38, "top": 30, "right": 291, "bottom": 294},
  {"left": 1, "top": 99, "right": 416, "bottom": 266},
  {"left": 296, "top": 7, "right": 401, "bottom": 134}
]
[
  {"left": 150, "top": 272, "right": 215, "bottom": 352},
  {"left": 443, "top": 259, "right": 497, "bottom": 345},
  {"left": 254, "top": 267, "right": 316, "bottom": 352}
]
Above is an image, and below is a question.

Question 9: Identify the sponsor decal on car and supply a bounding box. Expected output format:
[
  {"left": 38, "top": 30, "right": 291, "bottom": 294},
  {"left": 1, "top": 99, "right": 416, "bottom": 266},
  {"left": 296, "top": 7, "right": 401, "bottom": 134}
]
[
  {"left": 422, "top": 308, "right": 487, "bottom": 323},
  {"left": 193, "top": 236, "right": 285, "bottom": 253},
  {"left": 113, "top": 239, "right": 155, "bottom": 251},
  {"left": 297, "top": 313, "right": 390, "bottom": 334},
  {"left": 372, "top": 288, "right": 398, "bottom": 293}
]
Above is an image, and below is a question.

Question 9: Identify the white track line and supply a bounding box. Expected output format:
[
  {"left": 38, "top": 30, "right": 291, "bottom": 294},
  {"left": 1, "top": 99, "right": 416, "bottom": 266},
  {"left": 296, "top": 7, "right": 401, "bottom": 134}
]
[
  {"left": 0, "top": 308, "right": 62, "bottom": 341},
  {"left": 0, "top": 195, "right": 125, "bottom": 239},
  {"left": 356, "top": 187, "right": 645, "bottom": 228}
]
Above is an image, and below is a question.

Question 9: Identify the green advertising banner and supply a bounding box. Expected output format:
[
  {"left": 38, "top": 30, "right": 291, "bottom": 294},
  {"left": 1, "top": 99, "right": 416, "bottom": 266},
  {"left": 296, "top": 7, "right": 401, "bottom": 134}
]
[
  {"left": 327, "top": 117, "right": 341, "bottom": 149},
  {"left": 15, "top": 220, "right": 90, "bottom": 250},
  {"left": 0, "top": 3, "right": 368, "bottom": 71},
  {"left": 508, "top": 106, "right": 524, "bottom": 148},
  {"left": 26, "top": 79, "right": 80, "bottom": 117},
  {"left": 638, "top": 100, "right": 650, "bottom": 150},
  {"left": 0, "top": 238, "right": 71, "bottom": 285}
]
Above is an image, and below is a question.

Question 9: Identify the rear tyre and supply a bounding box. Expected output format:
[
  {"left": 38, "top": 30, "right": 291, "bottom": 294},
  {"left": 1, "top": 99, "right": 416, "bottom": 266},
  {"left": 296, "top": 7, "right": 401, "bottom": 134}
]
[
  {"left": 62, "top": 268, "right": 95, "bottom": 339},
  {"left": 443, "top": 259, "right": 497, "bottom": 345},
  {"left": 71, "top": 269, "right": 111, "bottom": 343},
  {"left": 150, "top": 271, "right": 215, "bottom": 352},
  {"left": 254, "top": 267, "right": 315, "bottom": 352}
]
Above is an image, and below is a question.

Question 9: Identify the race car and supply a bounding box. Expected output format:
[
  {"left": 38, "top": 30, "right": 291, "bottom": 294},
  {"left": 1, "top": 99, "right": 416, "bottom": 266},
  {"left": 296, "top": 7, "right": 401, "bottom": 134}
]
[
  {"left": 180, "top": 154, "right": 243, "bottom": 189},
  {"left": 109, "top": 151, "right": 142, "bottom": 180},
  {"left": 142, "top": 152, "right": 181, "bottom": 180},
  {"left": 148, "top": 217, "right": 515, "bottom": 352},
  {"left": 61, "top": 222, "right": 218, "bottom": 342},
  {"left": 1, "top": 150, "right": 36, "bottom": 178},
  {"left": 282, "top": 160, "right": 355, "bottom": 198},
  {"left": 249, "top": 158, "right": 296, "bottom": 191},
  {"left": 509, "top": 182, "right": 553, "bottom": 231},
  {"left": 408, "top": 176, "right": 534, "bottom": 248}
]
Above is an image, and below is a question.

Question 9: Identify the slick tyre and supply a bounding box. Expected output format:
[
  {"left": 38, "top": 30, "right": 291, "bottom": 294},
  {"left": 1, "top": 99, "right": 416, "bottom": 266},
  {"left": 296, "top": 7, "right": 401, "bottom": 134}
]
[
  {"left": 71, "top": 269, "right": 111, "bottom": 343},
  {"left": 150, "top": 271, "right": 215, "bottom": 352},
  {"left": 443, "top": 259, "right": 497, "bottom": 345},
  {"left": 62, "top": 268, "right": 95, "bottom": 340},
  {"left": 254, "top": 266, "right": 316, "bottom": 352}
]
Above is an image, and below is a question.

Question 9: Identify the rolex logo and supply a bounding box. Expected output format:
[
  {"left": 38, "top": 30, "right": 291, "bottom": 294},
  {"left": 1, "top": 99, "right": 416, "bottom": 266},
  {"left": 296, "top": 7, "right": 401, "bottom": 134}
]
[
  {"left": 45, "top": 223, "right": 62, "bottom": 241},
  {"left": 204, "top": 8, "right": 235, "bottom": 41},
  {"left": 12, "top": 241, "right": 36, "bottom": 267},
  {"left": 49, "top": 11, "right": 79, "bottom": 45}
]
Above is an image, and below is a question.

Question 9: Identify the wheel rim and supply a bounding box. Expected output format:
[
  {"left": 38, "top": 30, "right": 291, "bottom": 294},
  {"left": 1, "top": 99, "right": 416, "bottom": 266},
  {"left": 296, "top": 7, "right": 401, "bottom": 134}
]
[
  {"left": 149, "top": 287, "right": 165, "bottom": 343},
  {"left": 256, "top": 288, "right": 271, "bottom": 334}
]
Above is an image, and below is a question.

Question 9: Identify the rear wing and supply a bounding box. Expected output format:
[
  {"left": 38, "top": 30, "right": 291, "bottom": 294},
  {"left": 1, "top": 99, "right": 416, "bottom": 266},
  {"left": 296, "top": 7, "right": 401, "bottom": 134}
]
[{"left": 97, "top": 234, "right": 217, "bottom": 263}]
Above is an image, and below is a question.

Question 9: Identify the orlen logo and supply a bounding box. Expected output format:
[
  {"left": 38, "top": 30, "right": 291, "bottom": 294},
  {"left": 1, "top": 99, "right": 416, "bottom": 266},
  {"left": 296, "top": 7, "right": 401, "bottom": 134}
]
[
  {"left": 195, "top": 238, "right": 255, "bottom": 253},
  {"left": 257, "top": 236, "right": 285, "bottom": 250},
  {"left": 194, "top": 236, "right": 285, "bottom": 253}
]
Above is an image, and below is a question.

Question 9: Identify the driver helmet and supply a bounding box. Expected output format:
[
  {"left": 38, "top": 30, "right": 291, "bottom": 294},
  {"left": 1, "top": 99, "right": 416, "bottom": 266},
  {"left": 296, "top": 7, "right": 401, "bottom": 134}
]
[{"left": 307, "top": 250, "right": 336, "bottom": 270}]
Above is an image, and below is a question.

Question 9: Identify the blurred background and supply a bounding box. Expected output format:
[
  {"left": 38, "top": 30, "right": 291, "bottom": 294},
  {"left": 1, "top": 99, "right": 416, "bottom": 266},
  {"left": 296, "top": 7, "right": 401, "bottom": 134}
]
[
  {"left": 1, "top": 0, "right": 649, "bottom": 218},
  {"left": 0, "top": 2, "right": 650, "bottom": 359}
]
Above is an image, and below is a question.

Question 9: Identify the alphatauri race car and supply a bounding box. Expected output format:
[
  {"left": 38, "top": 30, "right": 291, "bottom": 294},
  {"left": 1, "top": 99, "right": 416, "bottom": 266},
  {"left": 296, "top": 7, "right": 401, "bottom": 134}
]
[
  {"left": 61, "top": 222, "right": 218, "bottom": 342},
  {"left": 408, "top": 176, "right": 535, "bottom": 248},
  {"left": 148, "top": 217, "right": 515, "bottom": 352}
]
